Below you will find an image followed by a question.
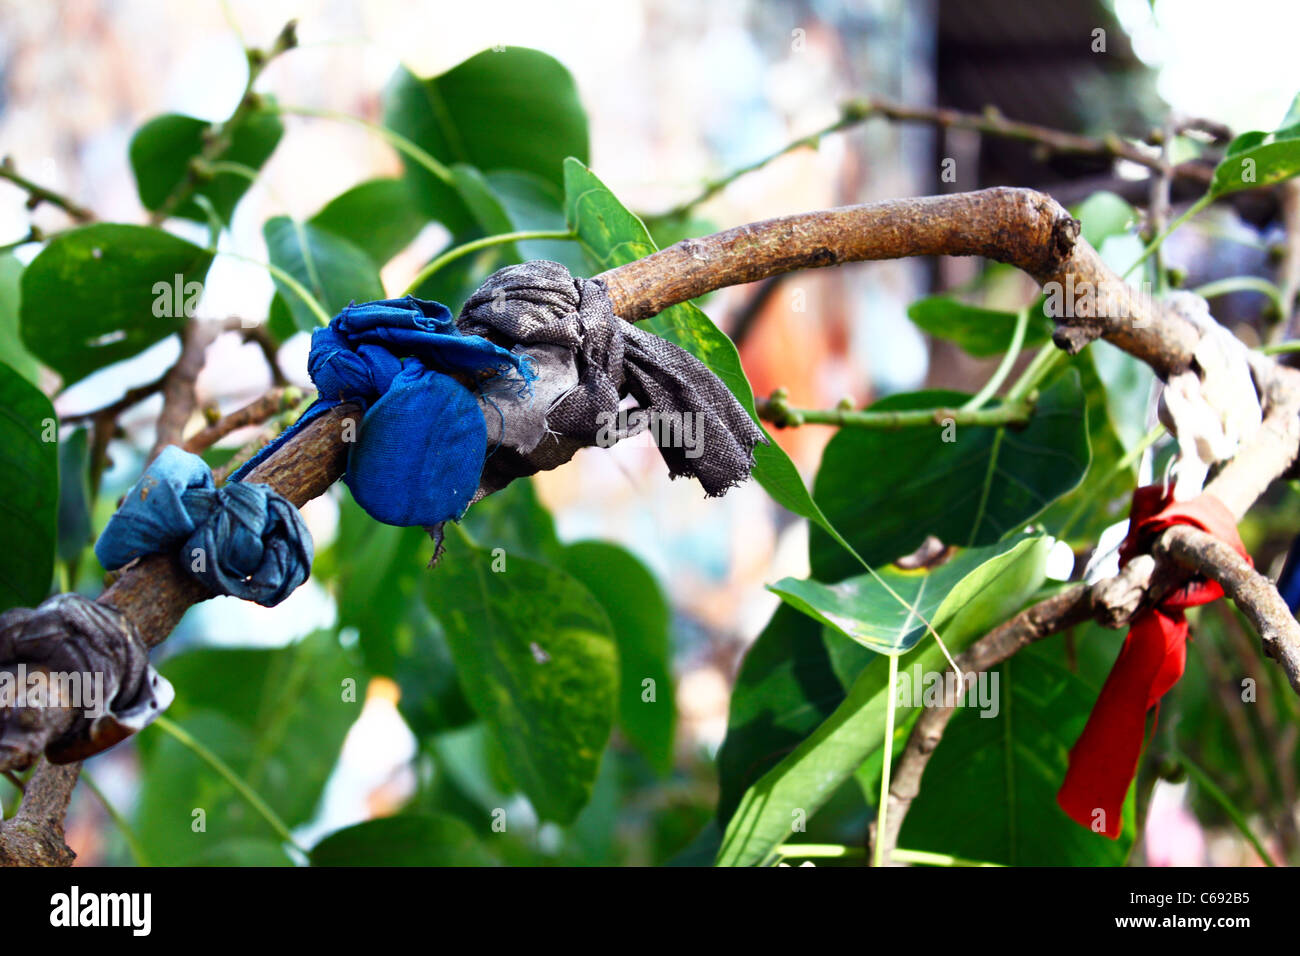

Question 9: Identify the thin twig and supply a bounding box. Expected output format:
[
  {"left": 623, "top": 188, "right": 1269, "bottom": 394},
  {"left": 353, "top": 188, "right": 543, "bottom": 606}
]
[
  {"left": 181, "top": 387, "right": 305, "bottom": 454},
  {"left": 0, "top": 157, "right": 95, "bottom": 223}
]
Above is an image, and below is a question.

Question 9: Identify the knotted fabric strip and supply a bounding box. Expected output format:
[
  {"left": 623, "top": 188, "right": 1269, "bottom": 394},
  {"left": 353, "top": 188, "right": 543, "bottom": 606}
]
[
  {"left": 232, "top": 296, "right": 535, "bottom": 527},
  {"left": 0, "top": 594, "right": 173, "bottom": 768},
  {"left": 458, "top": 261, "right": 766, "bottom": 498},
  {"left": 96, "top": 446, "right": 312, "bottom": 607},
  {"left": 1057, "top": 485, "right": 1249, "bottom": 838}
]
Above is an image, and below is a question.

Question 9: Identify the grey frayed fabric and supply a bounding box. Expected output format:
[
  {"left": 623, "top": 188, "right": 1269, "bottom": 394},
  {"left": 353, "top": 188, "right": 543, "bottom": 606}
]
[
  {"left": 0, "top": 594, "right": 173, "bottom": 768},
  {"left": 458, "top": 261, "right": 767, "bottom": 499}
]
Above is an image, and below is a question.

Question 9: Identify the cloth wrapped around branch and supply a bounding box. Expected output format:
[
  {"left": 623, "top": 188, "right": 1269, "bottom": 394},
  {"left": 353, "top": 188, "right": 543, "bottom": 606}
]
[{"left": 235, "top": 261, "right": 766, "bottom": 531}]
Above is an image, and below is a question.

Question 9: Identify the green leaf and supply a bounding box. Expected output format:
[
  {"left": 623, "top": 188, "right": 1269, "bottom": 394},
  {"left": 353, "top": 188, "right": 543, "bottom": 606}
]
[
  {"left": 56, "top": 427, "right": 92, "bottom": 563},
  {"left": 715, "top": 604, "right": 845, "bottom": 826},
  {"left": 310, "top": 814, "right": 494, "bottom": 866},
  {"left": 0, "top": 362, "right": 56, "bottom": 611},
  {"left": 558, "top": 541, "right": 676, "bottom": 775},
  {"left": 716, "top": 536, "right": 1050, "bottom": 866},
  {"left": 1212, "top": 138, "right": 1300, "bottom": 195},
  {"left": 263, "top": 216, "right": 383, "bottom": 332},
  {"left": 811, "top": 369, "right": 1090, "bottom": 580},
  {"left": 906, "top": 296, "right": 1052, "bottom": 357},
  {"left": 0, "top": 255, "right": 39, "bottom": 385},
  {"left": 561, "top": 158, "right": 843, "bottom": 542},
  {"left": 423, "top": 532, "right": 618, "bottom": 823},
  {"left": 771, "top": 535, "right": 1051, "bottom": 656},
  {"left": 136, "top": 632, "right": 363, "bottom": 863},
  {"left": 1211, "top": 101, "right": 1300, "bottom": 196},
  {"left": 309, "top": 178, "right": 425, "bottom": 265},
  {"left": 458, "top": 477, "right": 562, "bottom": 563},
  {"left": 900, "top": 641, "right": 1136, "bottom": 865},
  {"left": 129, "top": 108, "right": 283, "bottom": 223},
  {"left": 333, "top": 493, "right": 474, "bottom": 737},
  {"left": 382, "top": 48, "right": 588, "bottom": 224},
  {"left": 20, "top": 224, "right": 213, "bottom": 385}
]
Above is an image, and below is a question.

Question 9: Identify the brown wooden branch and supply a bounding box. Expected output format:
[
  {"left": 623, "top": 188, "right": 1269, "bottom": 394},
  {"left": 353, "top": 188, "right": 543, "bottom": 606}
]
[
  {"left": 0, "top": 761, "right": 79, "bottom": 866},
  {"left": 181, "top": 387, "right": 305, "bottom": 454},
  {"left": 150, "top": 320, "right": 220, "bottom": 461},
  {"left": 1156, "top": 525, "right": 1300, "bottom": 694}
]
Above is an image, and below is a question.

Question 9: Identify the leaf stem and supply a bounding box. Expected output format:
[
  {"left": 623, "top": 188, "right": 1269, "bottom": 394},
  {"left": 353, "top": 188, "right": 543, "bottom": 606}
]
[
  {"left": 404, "top": 229, "right": 575, "bottom": 294},
  {"left": 874, "top": 651, "right": 900, "bottom": 868},
  {"left": 1005, "top": 344, "right": 1066, "bottom": 403},
  {"left": 1174, "top": 748, "right": 1277, "bottom": 866},
  {"left": 756, "top": 396, "right": 1033, "bottom": 430},
  {"left": 1192, "top": 275, "right": 1284, "bottom": 316},
  {"left": 81, "top": 771, "right": 151, "bottom": 866},
  {"left": 276, "top": 105, "right": 457, "bottom": 187},
  {"left": 962, "top": 305, "right": 1031, "bottom": 412},
  {"left": 1122, "top": 192, "right": 1213, "bottom": 281},
  {"left": 215, "top": 248, "right": 332, "bottom": 327},
  {"left": 153, "top": 714, "right": 305, "bottom": 853}
]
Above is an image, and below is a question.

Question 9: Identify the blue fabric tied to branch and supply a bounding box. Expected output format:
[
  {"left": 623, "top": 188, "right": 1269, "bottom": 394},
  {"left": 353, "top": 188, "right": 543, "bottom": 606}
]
[
  {"left": 95, "top": 446, "right": 312, "bottom": 607},
  {"left": 231, "top": 296, "right": 535, "bottom": 528}
]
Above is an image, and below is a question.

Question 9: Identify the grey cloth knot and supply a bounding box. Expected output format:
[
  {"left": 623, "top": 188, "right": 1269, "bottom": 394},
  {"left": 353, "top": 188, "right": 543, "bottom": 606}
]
[
  {"left": 458, "top": 261, "right": 767, "bottom": 499},
  {"left": 0, "top": 594, "right": 172, "bottom": 769}
]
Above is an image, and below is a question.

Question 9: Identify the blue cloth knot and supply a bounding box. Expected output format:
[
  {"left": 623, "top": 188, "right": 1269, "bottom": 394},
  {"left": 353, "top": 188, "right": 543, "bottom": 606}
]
[
  {"left": 233, "top": 296, "right": 534, "bottom": 527},
  {"left": 96, "top": 446, "right": 313, "bottom": 607}
]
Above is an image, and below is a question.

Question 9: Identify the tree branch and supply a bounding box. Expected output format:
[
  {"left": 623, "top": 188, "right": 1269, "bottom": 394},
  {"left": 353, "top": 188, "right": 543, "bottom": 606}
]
[{"left": 1156, "top": 525, "right": 1300, "bottom": 694}]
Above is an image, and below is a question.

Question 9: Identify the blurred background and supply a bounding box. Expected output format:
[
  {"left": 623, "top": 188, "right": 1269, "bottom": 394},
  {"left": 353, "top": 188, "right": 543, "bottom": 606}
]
[{"left": 3, "top": 0, "right": 1298, "bottom": 865}]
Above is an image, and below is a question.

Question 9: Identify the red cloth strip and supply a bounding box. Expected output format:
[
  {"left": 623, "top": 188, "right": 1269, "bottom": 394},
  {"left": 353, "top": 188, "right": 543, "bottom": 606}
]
[{"left": 1056, "top": 486, "right": 1248, "bottom": 839}]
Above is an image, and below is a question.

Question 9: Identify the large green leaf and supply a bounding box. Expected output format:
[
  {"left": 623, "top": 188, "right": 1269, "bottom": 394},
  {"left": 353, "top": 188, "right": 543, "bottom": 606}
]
[
  {"left": 558, "top": 541, "right": 676, "bottom": 775},
  {"left": 715, "top": 604, "right": 846, "bottom": 826},
  {"left": 771, "top": 535, "right": 1051, "bottom": 656},
  {"left": 20, "top": 224, "right": 213, "bottom": 384},
  {"left": 423, "top": 532, "right": 618, "bottom": 823},
  {"left": 811, "top": 369, "right": 1090, "bottom": 580},
  {"left": 716, "top": 535, "right": 1050, "bottom": 866},
  {"left": 263, "top": 216, "right": 384, "bottom": 333},
  {"left": 129, "top": 108, "right": 283, "bottom": 223},
  {"left": 906, "top": 296, "right": 1052, "bottom": 357},
  {"left": 0, "top": 362, "right": 56, "bottom": 611},
  {"left": 311, "top": 814, "right": 494, "bottom": 866},
  {"left": 333, "top": 494, "right": 474, "bottom": 737},
  {"left": 383, "top": 49, "right": 588, "bottom": 225},
  {"left": 135, "top": 631, "right": 363, "bottom": 864},
  {"left": 309, "top": 178, "right": 426, "bottom": 266},
  {"left": 0, "top": 255, "right": 39, "bottom": 385},
  {"left": 561, "top": 158, "right": 846, "bottom": 544},
  {"left": 900, "top": 641, "right": 1136, "bottom": 865}
]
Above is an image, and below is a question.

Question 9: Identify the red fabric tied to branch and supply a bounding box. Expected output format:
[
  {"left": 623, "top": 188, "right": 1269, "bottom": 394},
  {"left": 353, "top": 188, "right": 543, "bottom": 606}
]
[{"left": 1056, "top": 485, "right": 1249, "bottom": 838}]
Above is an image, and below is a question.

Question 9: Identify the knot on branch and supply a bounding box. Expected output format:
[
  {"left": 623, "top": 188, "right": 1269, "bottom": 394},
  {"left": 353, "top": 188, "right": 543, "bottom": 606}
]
[
  {"left": 96, "top": 446, "right": 313, "bottom": 607},
  {"left": 458, "top": 261, "right": 767, "bottom": 498},
  {"left": 0, "top": 594, "right": 172, "bottom": 770}
]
